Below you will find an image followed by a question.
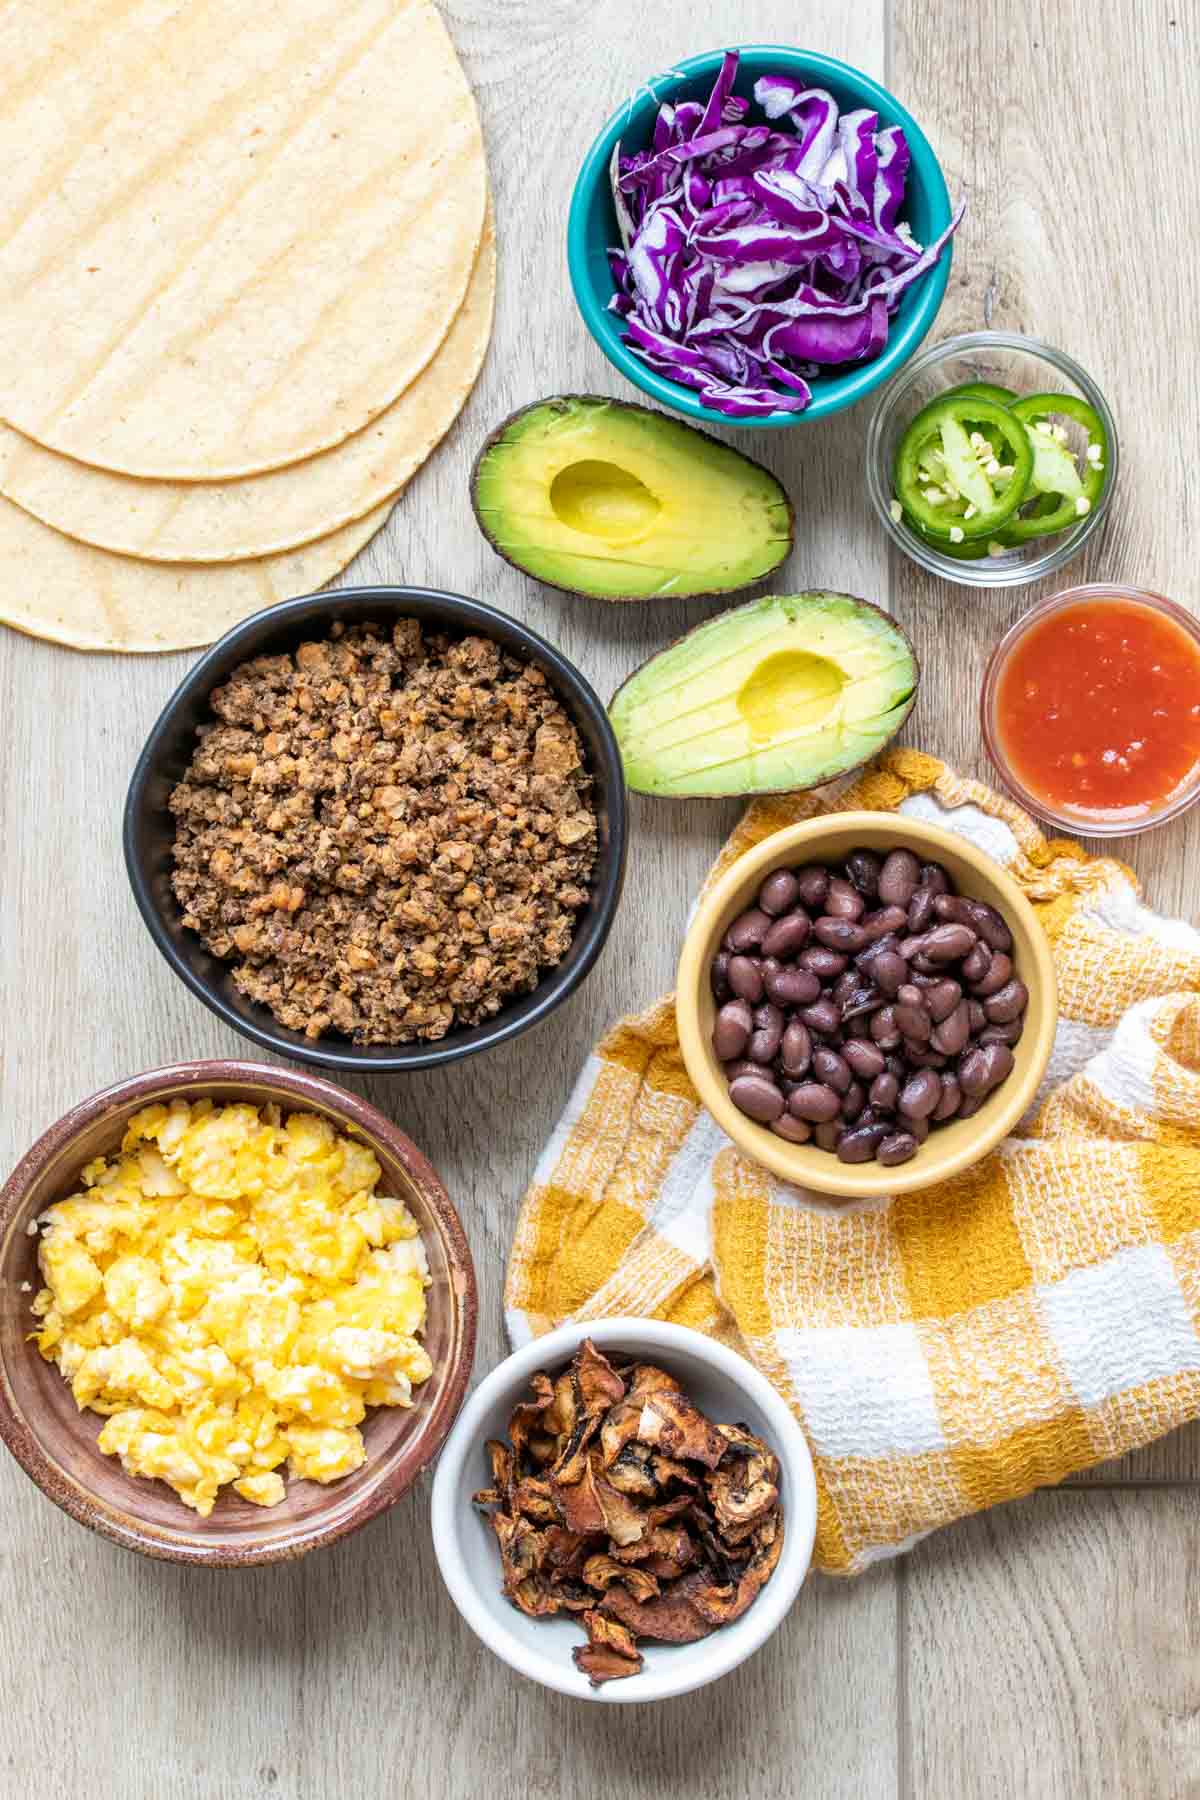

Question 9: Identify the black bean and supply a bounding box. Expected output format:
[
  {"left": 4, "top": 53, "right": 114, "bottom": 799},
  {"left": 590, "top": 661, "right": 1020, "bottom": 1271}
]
[
  {"left": 922, "top": 923, "right": 978, "bottom": 963},
  {"left": 971, "top": 950, "right": 1013, "bottom": 998},
  {"left": 885, "top": 1053, "right": 907, "bottom": 1079},
  {"left": 965, "top": 900, "right": 1013, "bottom": 952},
  {"left": 931, "top": 998, "right": 971, "bottom": 1056},
  {"left": 870, "top": 1005, "right": 901, "bottom": 1049},
  {"left": 844, "top": 987, "right": 885, "bottom": 1025},
  {"left": 967, "top": 1000, "right": 987, "bottom": 1034},
  {"left": 843, "top": 1039, "right": 885, "bottom": 1080},
  {"left": 814, "top": 916, "right": 869, "bottom": 953},
  {"left": 977, "top": 1042, "right": 1015, "bottom": 1090},
  {"left": 932, "top": 893, "right": 973, "bottom": 925},
  {"left": 764, "top": 963, "right": 822, "bottom": 1008},
  {"left": 814, "top": 1120, "right": 843, "bottom": 1152},
  {"left": 877, "top": 1131, "right": 919, "bottom": 1167},
  {"left": 832, "top": 970, "right": 859, "bottom": 1006},
  {"left": 712, "top": 999, "right": 752, "bottom": 1060},
  {"left": 878, "top": 849, "right": 921, "bottom": 909},
  {"left": 710, "top": 951, "right": 731, "bottom": 1001},
  {"left": 957, "top": 1047, "right": 991, "bottom": 1096},
  {"left": 899, "top": 1069, "right": 942, "bottom": 1119},
  {"left": 894, "top": 998, "right": 932, "bottom": 1042},
  {"left": 960, "top": 941, "right": 992, "bottom": 985},
  {"left": 843, "top": 1014, "right": 872, "bottom": 1040},
  {"left": 748, "top": 1002, "right": 784, "bottom": 1064},
  {"left": 813, "top": 1047, "right": 852, "bottom": 1093},
  {"left": 870, "top": 1071, "right": 899, "bottom": 1112},
  {"left": 799, "top": 946, "right": 847, "bottom": 979},
  {"left": 842, "top": 1080, "right": 866, "bottom": 1123},
  {"left": 722, "top": 1059, "right": 761, "bottom": 1082},
  {"left": 762, "top": 909, "right": 812, "bottom": 960},
  {"left": 844, "top": 850, "right": 882, "bottom": 897},
  {"left": 909, "top": 1115, "right": 931, "bottom": 1143},
  {"left": 958, "top": 1093, "right": 984, "bottom": 1119},
  {"left": 933, "top": 1073, "right": 962, "bottom": 1121},
  {"left": 795, "top": 865, "right": 830, "bottom": 910},
  {"left": 729, "top": 1073, "right": 785, "bottom": 1122},
  {"left": 860, "top": 905, "right": 908, "bottom": 944},
  {"left": 788, "top": 1082, "right": 842, "bottom": 1123},
  {"left": 924, "top": 978, "right": 962, "bottom": 1023},
  {"left": 727, "top": 954, "right": 764, "bottom": 1004},
  {"left": 911, "top": 954, "right": 943, "bottom": 976},
  {"left": 799, "top": 997, "right": 842, "bottom": 1037},
  {"left": 758, "top": 869, "right": 801, "bottom": 917},
  {"left": 724, "top": 907, "right": 772, "bottom": 951},
  {"left": 920, "top": 862, "right": 952, "bottom": 895},
  {"left": 825, "top": 876, "right": 866, "bottom": 921},
  {"left": 868, "top": 949, "right": 907, "bottom": 996},
  {"left": 907, "top": 887, "right": 937, "bottom": 934},
  {"left": 770, "top": 1114, "right": 812, "bottom": 1144},
  {"left": 900, "top": 933, "right": 929, "bottom": 960},
  {"left": 837, "top": 1123, "right": 890, "bottom": 1162},
  {"left": 983, "top": 978, "right": 1028, "bottom": 1024},
  {"left": 780, "top": 1021, "right": 813, "bottom": 1077},
  {"left": 980, "top": 1020, "right": 1024, "bottom": 1046},
  {"left": 904, "top": 1046, "right": 947, "bottom": 1069}
]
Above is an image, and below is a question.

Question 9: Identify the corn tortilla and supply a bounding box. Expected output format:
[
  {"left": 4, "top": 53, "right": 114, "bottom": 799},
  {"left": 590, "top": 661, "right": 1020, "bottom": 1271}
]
[
  {"left": 0, "top": 0, "right": 486, "bottom": 479},
  {"left": 0, "top": 218, "right": 496, "bottom": 561},
  {"left": 0, "top": 495, "right": 390, "bottom": 654}
]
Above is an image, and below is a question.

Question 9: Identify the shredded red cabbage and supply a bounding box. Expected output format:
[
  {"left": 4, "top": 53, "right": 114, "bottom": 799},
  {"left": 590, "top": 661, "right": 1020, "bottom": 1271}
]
[{"left": 608, "top": 50, "right": 964, "bottom": 417}]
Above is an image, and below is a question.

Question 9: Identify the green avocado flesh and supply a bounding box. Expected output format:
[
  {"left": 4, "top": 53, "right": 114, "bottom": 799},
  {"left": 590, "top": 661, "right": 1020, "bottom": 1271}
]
[
  {"left": 610, "top": 592, "right": 918, "bottom": 798},
  {"left": 471, "top": 395, "right": 793, "bottom": 599}
]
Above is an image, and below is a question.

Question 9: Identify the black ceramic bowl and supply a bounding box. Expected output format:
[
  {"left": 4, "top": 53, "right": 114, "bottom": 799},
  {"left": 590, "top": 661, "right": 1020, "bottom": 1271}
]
[{"left": 124, "top": 586, "right": 628, "bottom": 1073}]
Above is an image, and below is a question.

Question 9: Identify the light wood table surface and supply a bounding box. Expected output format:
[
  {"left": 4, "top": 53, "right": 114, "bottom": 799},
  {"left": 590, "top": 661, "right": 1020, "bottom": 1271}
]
[{"left": 2, "top": 3, "right": 1197, "bottom": 1795}]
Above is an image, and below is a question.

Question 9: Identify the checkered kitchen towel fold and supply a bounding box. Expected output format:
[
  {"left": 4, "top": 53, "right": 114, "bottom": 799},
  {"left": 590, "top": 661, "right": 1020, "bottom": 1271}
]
[{"left": 505, "top": 750, "right": 1200, "bottom": 1574}]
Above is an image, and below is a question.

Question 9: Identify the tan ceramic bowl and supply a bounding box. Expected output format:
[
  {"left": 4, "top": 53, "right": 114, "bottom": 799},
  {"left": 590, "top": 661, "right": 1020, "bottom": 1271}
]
[
  {"left": 677, "top": 814, "right": 1057, "bottom": 1197},
  {"left": 0, "top": 1062, "right": 477, "bottom": 1564}
]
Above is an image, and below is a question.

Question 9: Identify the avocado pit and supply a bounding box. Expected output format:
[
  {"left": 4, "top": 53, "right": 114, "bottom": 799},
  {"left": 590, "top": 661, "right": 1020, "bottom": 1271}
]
[{"left": 548, "top": 458, "right": 661, "bottom": 542}]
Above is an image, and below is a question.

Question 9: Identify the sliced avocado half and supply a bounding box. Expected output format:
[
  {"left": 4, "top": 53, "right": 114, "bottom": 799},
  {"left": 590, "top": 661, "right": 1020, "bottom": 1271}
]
[
  {"left": 610, "top": 592, "right": 918, "bottom": 797},
  {"left": 471, "top": 395, "right": 793, "bottom": 601}
]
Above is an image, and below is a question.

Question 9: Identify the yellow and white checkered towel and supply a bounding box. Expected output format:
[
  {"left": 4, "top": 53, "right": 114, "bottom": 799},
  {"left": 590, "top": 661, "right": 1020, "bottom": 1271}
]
[{"left": 505, "top": 750, "right": 1200, "bottom": 1574}]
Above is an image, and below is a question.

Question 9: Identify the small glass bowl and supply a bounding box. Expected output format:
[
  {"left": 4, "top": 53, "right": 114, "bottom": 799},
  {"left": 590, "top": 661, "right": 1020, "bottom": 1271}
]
[
  {"left": 866, "top": 331, "right": 1119, "bottom": 587},
  {"left": 980, "top": 584, "right": 1200, "bottom": 838}
]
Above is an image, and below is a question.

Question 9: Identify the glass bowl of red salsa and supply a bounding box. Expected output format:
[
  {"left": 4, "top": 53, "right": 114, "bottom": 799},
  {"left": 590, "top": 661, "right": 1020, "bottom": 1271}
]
[{"left": 981, "top": 585, "right": 1200, "bottom": 836}]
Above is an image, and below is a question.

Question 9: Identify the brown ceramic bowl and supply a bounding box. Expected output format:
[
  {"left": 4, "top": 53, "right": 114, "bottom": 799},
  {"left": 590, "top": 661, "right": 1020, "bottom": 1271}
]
[
  {"left": 0, "top": 1062, "right": 477, "bottom": 1564},
  {"left": 676, "top": 814, "right": 1057, "bottom": 1198}
]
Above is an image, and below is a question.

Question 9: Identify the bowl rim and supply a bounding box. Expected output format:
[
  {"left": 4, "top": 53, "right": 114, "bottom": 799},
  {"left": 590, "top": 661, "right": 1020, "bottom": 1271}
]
[
  {"left": 0, "top": 1059, "right": 478, "bottom": 1565},
  {"left": 980, "top": 583, "right": 1200, "bottom": 836},
  {"left": 123, "top": 584, "right": 629, "bottom": 1074},
  {"left": 675, "top": 812, "right": 1058, "bottom": 1196},
  {"left": 865, "top": 329, "right": 1120, "bottom": 587},
  {"left": 430, "top": 1316, "right": 817, "bottom": 1703},
  {"left": 567, "top": 42, "right": 954, "bottom": 429}
]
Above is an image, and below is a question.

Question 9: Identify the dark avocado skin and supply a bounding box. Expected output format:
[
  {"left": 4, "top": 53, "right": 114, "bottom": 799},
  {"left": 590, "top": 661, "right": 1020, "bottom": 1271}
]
[
  {"left": 468, "top": 393, "right": 796, "bottom": 603},
  {"left": 608, "top": 591, "right": 920, "bottom": 798}
]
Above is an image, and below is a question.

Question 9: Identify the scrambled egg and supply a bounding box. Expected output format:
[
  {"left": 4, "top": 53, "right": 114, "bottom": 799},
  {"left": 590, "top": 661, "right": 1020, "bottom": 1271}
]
[{"left": 31, "top": 1100, "right": 432, "bottom": 1516}]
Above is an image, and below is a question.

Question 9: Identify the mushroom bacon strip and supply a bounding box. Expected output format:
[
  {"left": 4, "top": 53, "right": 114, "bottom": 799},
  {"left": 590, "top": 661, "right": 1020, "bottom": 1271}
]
[{"left": 473, "top": 1339, "right": 786, "bottom": 1687}]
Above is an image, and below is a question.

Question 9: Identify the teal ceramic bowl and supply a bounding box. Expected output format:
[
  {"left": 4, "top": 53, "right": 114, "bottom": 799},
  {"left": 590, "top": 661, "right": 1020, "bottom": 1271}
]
[{"left": 567, "top": 45, "right": 954, "bottom": 428}]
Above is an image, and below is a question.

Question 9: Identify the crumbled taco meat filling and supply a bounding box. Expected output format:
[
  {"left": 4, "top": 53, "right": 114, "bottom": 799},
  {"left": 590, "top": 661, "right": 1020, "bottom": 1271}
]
[
  {"left": 169, "top": 619, "right": 597, "bottom": 1044},
  {"left": 474, "top": 1338, "right": 785, "bottom": 1687}
]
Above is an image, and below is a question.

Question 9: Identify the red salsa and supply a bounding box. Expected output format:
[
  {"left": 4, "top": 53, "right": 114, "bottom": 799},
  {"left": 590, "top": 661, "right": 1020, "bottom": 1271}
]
[{"left": 994, "top": 599, "right": 1200, "bottom": 820}]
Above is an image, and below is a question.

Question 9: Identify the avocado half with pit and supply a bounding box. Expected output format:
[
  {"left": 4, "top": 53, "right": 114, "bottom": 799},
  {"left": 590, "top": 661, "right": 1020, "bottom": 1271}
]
[
  {"left": 470, "top": 395, "right": 793, "bottom": 600},
  {"left": 610, "top": 592, "right": 918, "bottom": 797}
]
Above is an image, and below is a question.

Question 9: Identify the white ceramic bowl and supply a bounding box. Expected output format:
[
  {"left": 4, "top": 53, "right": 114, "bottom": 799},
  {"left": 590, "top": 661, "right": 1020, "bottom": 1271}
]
[{"left": 430, "top": 1318, "right": 817, "bottom": 1704}]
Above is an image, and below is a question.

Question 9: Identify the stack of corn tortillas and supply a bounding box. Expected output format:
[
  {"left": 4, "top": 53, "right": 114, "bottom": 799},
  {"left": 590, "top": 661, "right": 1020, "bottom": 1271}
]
[{"left": 0, "top": 0, "right": 493, "bottom": 652}]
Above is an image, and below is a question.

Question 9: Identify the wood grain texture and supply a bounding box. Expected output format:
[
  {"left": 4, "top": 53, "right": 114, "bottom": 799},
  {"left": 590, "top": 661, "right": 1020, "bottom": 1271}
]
[
  {"left": 903, "top": 1488, "right": 1200, "bottom": 1798},
  {"left": 1, "top": 3, "right": 1196, "bottom": 1796}
]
